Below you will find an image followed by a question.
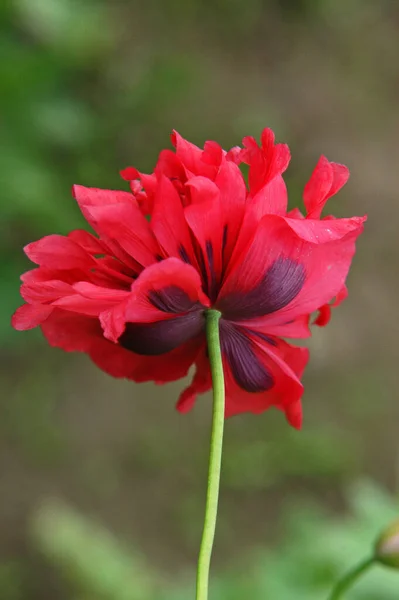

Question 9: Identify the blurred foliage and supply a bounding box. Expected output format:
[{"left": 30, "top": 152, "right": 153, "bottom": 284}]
[
  {"left": 32, "top": 501, "right": 155, "bottom": 600},
  {"left": 30, "top": 482, "right": 399, "bottom": 600}
]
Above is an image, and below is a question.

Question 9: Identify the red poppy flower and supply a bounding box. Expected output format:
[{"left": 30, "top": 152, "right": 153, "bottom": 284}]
[{"left": 12, "top": 128, "right": 366, "bottom": 428}]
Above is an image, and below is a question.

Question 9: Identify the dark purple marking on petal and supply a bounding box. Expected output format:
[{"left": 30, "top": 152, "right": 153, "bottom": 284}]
[
  {"left": 155, "top": 254, "right": 164, "bottom": 262},
  {"left": 246, "top": 329, "right": 278, "bottom": 347},
  {"left": 148, "top": 286, "right": 202, "bottom": 313},
  {"left": 217, "top": 257, "right": 305, "bottom": 320},
  {"left": 178, "top": 245, "right": 191, "bottom": 265},
  {"left": 220, "top": 320, "right": 274, "bottom": 393},
  {"left": 206, "top": 240, "right": 217, "bottom": 303},
  {"left": 222, "top": 224, "right": 228, "bottom": 254},
  {"left": 119, "top": 310, "right": 205, "bottom": 355},
  {"left": 197, "top": 248, "right": 209, "bottom": 295}
]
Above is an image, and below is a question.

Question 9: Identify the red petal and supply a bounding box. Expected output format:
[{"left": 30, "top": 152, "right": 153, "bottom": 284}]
[
  {"left": 220, "top": 214, "right": 365, "bottom": 325},
  {"left": 202, "top": 140, "right": 223, "bottom": 166},
  {"left": 51, "top": 282, "right": 129, "bottom": 317},
  {"left": 120, "top": 166, "right": 140, "bottom": 181},
  {"left": 283, "top": 215, "right": 367, "bottom": 243},
  {"left": 12, "top": 303, "right": 53, "bottom": 330},
  {"left": 250, "top": 175, "right": 288, "bottom": 217},
  {"left": 222, "top": 331, "right": 308, "bottom": 428},
  {"left": 133, "top": 337, "right": 203, "bottom": 384},
  {"left": 239, "top": 314, "right": 311, "bottom": 339},
  {"left": 214, "top": 161, "right": 247, "bottom": 260},
  {"left": 41, "top": 309, "right": 202, "bottom": 384},
  {"left": 242, "top": 129, "right": 291, "bottom": 195},
  {"left": 151, "top": 175, "right": 198, "bottom": 265},
  {"left": 333, "top": 284, "right": 348, "bottom": 306},
  {"left": 75, "top": 188, "right": 160, "bottom": 267},
  {"left": 73, "top": 185, "right": 133, "bottom": 209},
  {"left": 72, "top": 282, "right": 130, "bottom": 301},
  {"left": 303, "top": 156, "right": 349, "bottom": 219},
  {"left": 52, "top": 294, "right": 123, "bottom": 316},
  {"left": 24, "top": 235, "right": 93, "bottom": 270},
  {"left": 155, "top": 149, "right": 185, "bottom": 180},
  {"left": 172, "top": 131, "right": 216, "bottom": 178},
  {"left": 314, "top": 283, "right": 348, "bottom": 327},
  {"left": 287, "top": 207, "right": 305, "bottom": 219},
  {"left": 314, "top": 303, "right": 331, "bottom": 326},
  {"left": 68, "top": 229, "right": 105, "bottom": 254},
  {"left": 21, "top": 279, "right": 73, "bottom": 303},
  {"left": 184, "top": 177, "right": 224, "bottom": 295},
  {"left": 99, "top": 301, "right": 129, "bottom": 342},
  {"left": 125, "top": 257, "right": 210, "bottom": 324},
  {"left": 226, "top": 146, "right": 242, "bottom": 164}
]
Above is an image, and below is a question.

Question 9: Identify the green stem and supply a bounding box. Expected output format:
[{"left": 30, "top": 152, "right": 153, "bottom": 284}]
[
  {"left": 328, "top": 557, "right": 375, "bottom": 600},
  {"left": 196, "top": 309, "right": 225, "bottom": 600}
]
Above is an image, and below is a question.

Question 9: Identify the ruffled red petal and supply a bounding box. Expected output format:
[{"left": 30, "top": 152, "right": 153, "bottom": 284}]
[
  {"left": 41, "top": 309, "right": 203, "bottom": 384},
  {"left": 72, "top": 185, "right": 160, "bottom": 267},
  {"left": 219, "top": 213, "right": 364, "bottom": 326},
  {"left": 303, "top": 155, "right": 349, "bottom": 219},
  {"left": 222, "top": 329, "right": 308, "bottom": 429},
  {"left": 12, "top": 303, "right": 54, "bottom": 330},
  {"left": 150, "top": 175, "right": 198, "bottom": 266}
]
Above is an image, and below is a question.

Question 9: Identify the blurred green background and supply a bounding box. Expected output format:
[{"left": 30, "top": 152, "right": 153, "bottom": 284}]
[{"left": 1, "top": 0, "right": 399, "bottom": 598}]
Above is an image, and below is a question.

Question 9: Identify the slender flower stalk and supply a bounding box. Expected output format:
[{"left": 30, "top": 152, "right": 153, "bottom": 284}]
[
  {"left": 328, "top": 557, "right": 375, "bottom": 600},
  {"left": 196, "top": 309, "right": 225, "bottom": 600}
]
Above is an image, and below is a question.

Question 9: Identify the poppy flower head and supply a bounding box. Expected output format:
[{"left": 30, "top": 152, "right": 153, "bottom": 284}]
[{"left": 12, "top": 128, "right": 366, "bottom": 429}]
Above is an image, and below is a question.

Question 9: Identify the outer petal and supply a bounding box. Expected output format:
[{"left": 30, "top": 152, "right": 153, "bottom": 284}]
[
  {"left": 12, "top": 303, "right": 54, "bottom": 330},
  {"left": 218, "top": 214, "right": 365, "bottom": 325},
  {"left": 125, "top": 257, "right": 210, "bottom": 324},
  {"left": 313, "top": 303, "right": 331, "bottom": 327},
  {"left": 51, "top": 282, "right": 129, "bottom": 317},
  {"left": 24, "top": 235, "right": 94, "bottom": 270},
  {"left": 202, "top": 140, "right": 224, "bottom": 167},
  {"left": 221, "top": 324, "right": 308, "bottom": 429},
  {"left": 155, "top": 149, "right": 186, "bottom": 180},
  {"left": 20, "top": 279, "right": 73, "bottom": 303},
  {"left": 303, "top": 156, "right": 349, "bottom": 219},
  {"left": 241, "top": 128, "right": 291, "bottom": 196},
  {"left": 103, "top": 255, "right": 209, "bottom": 349},
  {"left": 72, "top": 185, "right": 160, "bottom": 267},
  {"left": 283, "top": 215, "right": 366, "bottom": 243},
  {"left": 171, "top": 131, "right": 217, "bottom": 179},
  {"left": 314, "top": 284, "right": 348, "bottom": 327},
  {"left": 67, "top": 229, "right": 105, "bottom": 254},
  {"left": 250, "top": 175, "right": 288, "bottom": 217},
  {"left": 237, "top": 314, "right": 311, "bottom": 339},
  {"left": 40, "top": 309, "right": 203, "bottom": 384},
  {"left": 176, "top": 323, "right": 309, "bottom": 428}
]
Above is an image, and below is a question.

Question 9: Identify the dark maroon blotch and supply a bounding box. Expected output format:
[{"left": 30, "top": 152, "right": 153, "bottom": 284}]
[
  {"left": 205, "top": 240, "right": 218, "bottom": 303},
  {"left": 222, "top": 224, "right": 228, "bottom": 254},
  {"left": 217, "top": 257, "right": 305, "bottom": 320},
  {"left": 148, "top": 285, "right": 202, "bottom": 313},
  {"left": 119, "top": 311, "right": 205, "bottom": 356},
  {"left": 220, "top": 320, "right": 274, "bottom": 393},
  {"left": 246, "top": 329, "right": 278, "bottom": 347},
  {"left": 197, "top": 248, "right": 209, "bottom": 296},
  {"left": 178, "top": 245, "right": 191, "bottom": 264}
]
